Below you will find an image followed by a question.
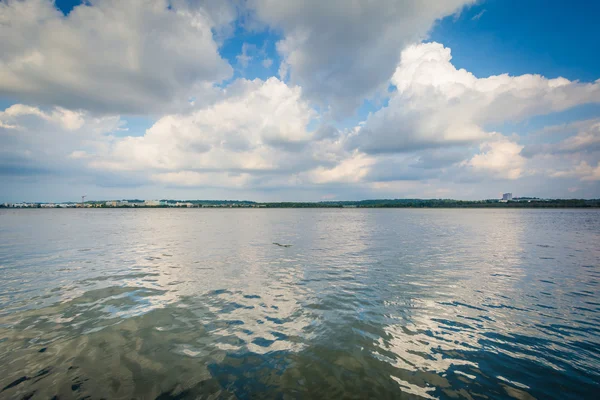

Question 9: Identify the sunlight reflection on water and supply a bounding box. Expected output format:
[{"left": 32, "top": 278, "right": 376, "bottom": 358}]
[{"left": 0, "top": 209, "right": 598, "bottom": 399}]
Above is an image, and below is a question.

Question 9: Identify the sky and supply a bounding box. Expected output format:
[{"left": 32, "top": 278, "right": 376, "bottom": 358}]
[{"left": 1, "top": 0, "right": 599, "bottom": 202}]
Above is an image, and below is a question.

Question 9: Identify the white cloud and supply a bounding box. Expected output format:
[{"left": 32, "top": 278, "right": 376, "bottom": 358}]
[
  {"left": 0, "top": 104, "right": 85, "bottom": 130},
  {"left": 556, "top": 124, "right": 600, "bottom": 152},
  {"left": 351, "top": 42, "right": 600, "bottom": 154},
  {"left": 69, "top": 150, "right": 90, "bottom": 160},
  {"left": 3, "top": 94, "right": 599, "bottom": 199},
  {"left": 249, "top": 0, "right": 475, "bottom": 114},
  {"left": 522, "top": 119, "right": 600, "bottom": 157},
  {"left": 462, "top": 137, "right": 526, "bottom": 180},
  {"left": 306, "top": 152, "right": 375, "bottom": 184},
  {"left": 262, "top": 58, "right": 273, "bottom": 69},
  {"left": 237, "top": 43, "right": 255, "bottom": 68},
  {"left": 151, "top": 171, "right": 253, "bottom": 188},
  {"left": 551, "top": 161, "right": 600, "bottom": 181},
  {"left": 0, "top": 121, "right": 18, "bottom": 130},
  {"left": 471, "top": 10, "right": 486, "bottom": 20},
  {"left": 85, "top": 78, "right": 339, "bottom": 182},
  {"left": 0, "top": 103, "right": 125, "bottom": 181},
  {"left": 517, "top": 119, "right": 600, "bottom": 184},
  {"left": 0, "top": 0, "right": 232, "bottom": 114}
]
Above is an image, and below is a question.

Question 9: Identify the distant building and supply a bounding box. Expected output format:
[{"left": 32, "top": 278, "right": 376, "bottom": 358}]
[
  {"left": 502, "top": 193, "right": 513, "bottom": 201},
  {"left": 144, "top": 200, "right": 162, "bottom": 206}
]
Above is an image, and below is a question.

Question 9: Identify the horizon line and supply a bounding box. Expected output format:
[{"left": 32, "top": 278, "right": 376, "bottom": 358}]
[{"left": 3, "top": 197, "right": 600, "bottom": 204}]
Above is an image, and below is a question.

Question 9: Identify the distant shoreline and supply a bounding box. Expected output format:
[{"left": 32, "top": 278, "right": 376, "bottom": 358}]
[{"left": 2, "top": 199, "right": 600, "bottom": 209}]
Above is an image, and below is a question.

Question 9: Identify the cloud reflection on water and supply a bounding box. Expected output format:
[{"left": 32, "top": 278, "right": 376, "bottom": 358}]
[{"left": 0, "top": 209, "right": 598, "bottom": 399}]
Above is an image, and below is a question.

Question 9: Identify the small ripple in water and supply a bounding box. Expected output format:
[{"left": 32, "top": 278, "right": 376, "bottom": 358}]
[{"left": 0, "top": 208, "right": 599, "bottom": 399}]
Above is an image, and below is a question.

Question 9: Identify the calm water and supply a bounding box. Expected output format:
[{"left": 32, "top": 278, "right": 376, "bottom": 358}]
[{"left": 0, "top": 209, "right": 599, "bottom": 399}]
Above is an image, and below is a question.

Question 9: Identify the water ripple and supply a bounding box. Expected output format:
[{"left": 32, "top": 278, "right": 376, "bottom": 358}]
[{"left": 0, "top": 208, "right": 598, "bottom": 399}]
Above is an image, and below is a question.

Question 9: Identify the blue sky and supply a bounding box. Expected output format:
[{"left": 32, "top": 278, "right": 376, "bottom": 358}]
[
  {"left": 431, "top": 0, "right": 600, "bottom": 82},
  {"left": 1, "top": 0, "right": 599, "bottom": 202}
]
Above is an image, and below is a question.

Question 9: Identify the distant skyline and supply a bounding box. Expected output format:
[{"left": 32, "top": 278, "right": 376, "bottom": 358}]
[
  {"left": 1, "top": 0, "right": 600, "bottom": 202},
  {"left": 0, "top": 195, "right": 569, "bottom": 204}
]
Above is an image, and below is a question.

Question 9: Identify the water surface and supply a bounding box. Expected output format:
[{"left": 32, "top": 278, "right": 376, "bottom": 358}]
[{"left": 0, "top": 209, "right": 599, "bottom": 399}]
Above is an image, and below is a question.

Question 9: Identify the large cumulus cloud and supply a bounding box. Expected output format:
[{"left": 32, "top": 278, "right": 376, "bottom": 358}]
[
  {"left": 249, "top": 0, "right": 475, "bottom": 115},
  {"left": 76, "top": 77, "right": 367, "bottom": 189},
  {"left": 0, "top": 0, "right": 233, "bottom": 115},
  {"left": 0, "top": 103, "right": 126, "bottom": 181},
  {"left": 350, "top": 42, "right": 600, "bottom": 154}
]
